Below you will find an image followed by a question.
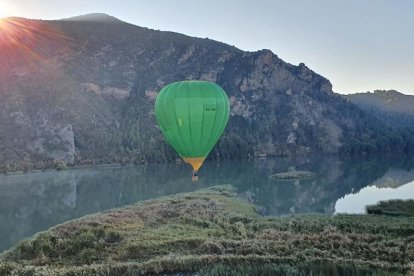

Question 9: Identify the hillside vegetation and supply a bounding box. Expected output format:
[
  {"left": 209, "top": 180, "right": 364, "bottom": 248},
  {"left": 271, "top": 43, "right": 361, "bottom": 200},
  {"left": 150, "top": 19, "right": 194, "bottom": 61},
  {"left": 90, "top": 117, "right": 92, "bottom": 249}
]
[
  {"left": 347, "top": 90, "right": 414, "bottom": 128},
  {"left": 1, "top": 15, "right": 413, "bottom": 173}
]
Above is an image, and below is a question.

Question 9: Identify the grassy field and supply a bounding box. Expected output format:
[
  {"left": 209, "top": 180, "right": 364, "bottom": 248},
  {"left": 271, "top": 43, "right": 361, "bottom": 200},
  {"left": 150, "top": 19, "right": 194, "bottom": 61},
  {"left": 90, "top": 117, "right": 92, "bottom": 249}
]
[{"left": 0, "top": 185, "right": 413, "bottom": 275}]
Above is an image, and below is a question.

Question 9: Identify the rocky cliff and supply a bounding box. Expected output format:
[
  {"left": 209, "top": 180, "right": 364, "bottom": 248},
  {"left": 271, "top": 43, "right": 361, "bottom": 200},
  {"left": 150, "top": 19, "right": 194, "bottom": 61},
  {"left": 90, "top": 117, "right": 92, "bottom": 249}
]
[{"left": 0, "top": 14, "right": 410, "bottom": 171}]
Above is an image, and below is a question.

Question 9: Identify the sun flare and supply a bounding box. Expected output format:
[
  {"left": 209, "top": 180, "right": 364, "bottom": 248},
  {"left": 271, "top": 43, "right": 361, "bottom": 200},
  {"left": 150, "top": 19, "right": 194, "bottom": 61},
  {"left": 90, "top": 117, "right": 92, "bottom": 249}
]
[
  {"left": 0, "top": 8, "right": 7, "bottom": 19},
  {"left": 0, "top": 16, "right": 70, "bottom": 69},
  {"left": 0, "top": 1, "right": 14, "bottom": 19}
]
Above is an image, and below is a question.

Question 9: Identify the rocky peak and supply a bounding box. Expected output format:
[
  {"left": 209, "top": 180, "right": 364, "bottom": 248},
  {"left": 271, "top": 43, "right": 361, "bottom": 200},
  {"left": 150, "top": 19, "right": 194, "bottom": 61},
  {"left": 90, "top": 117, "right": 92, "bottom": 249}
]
[
  {"left": 348, "top": 89, "right": 414, "bottom": 117},
  {"left": 373, "top": 90, "right": 404, "bottom": 100}
]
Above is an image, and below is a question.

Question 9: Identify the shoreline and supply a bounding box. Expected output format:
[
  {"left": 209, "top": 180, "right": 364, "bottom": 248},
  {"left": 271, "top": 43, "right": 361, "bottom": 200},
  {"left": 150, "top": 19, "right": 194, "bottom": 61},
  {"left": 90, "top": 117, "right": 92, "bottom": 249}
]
[
  {"left": 1, "top": 185, "right": 413, "bottom": 275},
  {"left": 2, "top": 152, "right": 413, "bottom": 177}
]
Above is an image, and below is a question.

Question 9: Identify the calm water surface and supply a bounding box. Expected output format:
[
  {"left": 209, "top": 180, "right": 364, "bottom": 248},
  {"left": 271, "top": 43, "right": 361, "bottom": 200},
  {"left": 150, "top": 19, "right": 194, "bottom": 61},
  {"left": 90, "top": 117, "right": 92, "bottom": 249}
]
[{"left": 0, "top": 155, "right": 413, "bottom": 253}]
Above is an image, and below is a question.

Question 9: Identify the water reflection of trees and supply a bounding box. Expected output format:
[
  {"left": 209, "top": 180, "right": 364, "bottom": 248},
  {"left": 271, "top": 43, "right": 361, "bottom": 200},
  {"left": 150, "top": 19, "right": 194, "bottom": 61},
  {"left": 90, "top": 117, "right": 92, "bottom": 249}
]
[
  {"left": 230, "top": 155, "right": 414, "bottom": 216},
  {"left": 1, "top": 155, "right": 414, "bottom": 252},
  {"left": 0, "top": 165, "right": 203, "bottom": 252}
]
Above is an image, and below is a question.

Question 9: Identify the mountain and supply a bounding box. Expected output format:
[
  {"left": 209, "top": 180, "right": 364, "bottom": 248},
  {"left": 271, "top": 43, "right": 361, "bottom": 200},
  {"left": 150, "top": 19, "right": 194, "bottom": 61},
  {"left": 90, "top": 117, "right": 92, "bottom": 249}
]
[
  {"left": 348, "top": 90, "right": 414, "bottom": 115},
  {"left": 347, "top": 90, "right": 414, "bottom": 128},
  {"left": 62, "top": 13, "right": 123, "bottom": 23},
  {"left": 0, "top": 14, "right": 412, "bottom": 172}
]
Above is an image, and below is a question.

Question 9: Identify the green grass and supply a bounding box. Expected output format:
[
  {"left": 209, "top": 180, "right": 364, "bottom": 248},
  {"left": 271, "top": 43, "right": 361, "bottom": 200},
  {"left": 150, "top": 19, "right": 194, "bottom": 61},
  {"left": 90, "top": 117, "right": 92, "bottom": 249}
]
[
  {"left": 0, "top": 185, "right": 413, "bottom": 275},
  {"left": 366, "top": 199, "right": 414, "bottom": 217}
]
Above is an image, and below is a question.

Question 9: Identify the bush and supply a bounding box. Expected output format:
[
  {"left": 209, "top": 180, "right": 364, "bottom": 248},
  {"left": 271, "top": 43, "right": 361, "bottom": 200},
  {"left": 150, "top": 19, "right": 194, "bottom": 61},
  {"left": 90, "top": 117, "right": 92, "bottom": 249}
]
[{"left": 54, "top": 160, "right": 68, "bottom": 171}]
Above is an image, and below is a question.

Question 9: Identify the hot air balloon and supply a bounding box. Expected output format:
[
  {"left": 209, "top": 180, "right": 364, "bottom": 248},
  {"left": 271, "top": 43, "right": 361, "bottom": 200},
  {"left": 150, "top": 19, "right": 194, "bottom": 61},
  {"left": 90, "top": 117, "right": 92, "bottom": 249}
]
[{"left": 155, "top": 81, "right": 230, "bottom": 181}]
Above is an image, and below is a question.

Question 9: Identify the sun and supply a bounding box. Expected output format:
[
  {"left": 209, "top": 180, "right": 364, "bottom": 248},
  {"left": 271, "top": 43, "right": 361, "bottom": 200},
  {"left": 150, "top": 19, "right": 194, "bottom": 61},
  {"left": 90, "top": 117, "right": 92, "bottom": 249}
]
[
  {"left": 0, "top": 1, "right": 16, "bottom": 19},
  {"left": 0, "top": 10, "right": 7, "bottom": 19},
  {"left": 0, "top": 11, "right": 7, "bottom": 19},
  {"left": 0, "top": 14, "right": 71, "bottom": 70},
  {"left": 0, "top": 4, "right": 5, "bottom": 18}
]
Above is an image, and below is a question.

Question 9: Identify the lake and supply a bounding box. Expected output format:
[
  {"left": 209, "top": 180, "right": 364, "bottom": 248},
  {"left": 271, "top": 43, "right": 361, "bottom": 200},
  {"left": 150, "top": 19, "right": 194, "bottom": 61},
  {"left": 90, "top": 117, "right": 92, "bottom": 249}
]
[{"left": 0, "top": 155, "right": 414, "bottom": 253}]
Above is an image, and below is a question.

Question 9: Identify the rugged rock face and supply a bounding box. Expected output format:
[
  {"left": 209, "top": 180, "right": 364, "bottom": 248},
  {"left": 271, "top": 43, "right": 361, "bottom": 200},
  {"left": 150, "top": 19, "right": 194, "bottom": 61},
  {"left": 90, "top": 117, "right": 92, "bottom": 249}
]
[{"left": 0, "top": 15, "right": 407, "bottom": 171}]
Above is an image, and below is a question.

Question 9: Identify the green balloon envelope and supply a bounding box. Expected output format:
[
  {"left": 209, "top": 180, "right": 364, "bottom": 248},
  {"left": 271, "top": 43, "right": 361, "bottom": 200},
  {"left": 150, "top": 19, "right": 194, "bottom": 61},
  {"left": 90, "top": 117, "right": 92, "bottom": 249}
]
[{"left": 155, "top": 81, "right": 230, "bottom": 171}]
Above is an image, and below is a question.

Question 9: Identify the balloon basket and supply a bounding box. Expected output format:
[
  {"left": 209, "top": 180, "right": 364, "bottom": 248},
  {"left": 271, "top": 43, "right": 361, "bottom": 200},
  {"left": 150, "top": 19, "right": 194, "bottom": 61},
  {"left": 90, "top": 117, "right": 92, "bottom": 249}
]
[{"left": 192, "top": 170, "right": 199, "bottom": 182}]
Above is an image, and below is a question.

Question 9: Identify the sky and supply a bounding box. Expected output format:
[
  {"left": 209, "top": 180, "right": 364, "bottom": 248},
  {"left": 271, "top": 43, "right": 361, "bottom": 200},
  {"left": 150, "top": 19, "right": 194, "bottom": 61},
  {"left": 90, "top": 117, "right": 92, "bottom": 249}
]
[{"left": 1, "top": 0, "right": 413, "bottom": 95}]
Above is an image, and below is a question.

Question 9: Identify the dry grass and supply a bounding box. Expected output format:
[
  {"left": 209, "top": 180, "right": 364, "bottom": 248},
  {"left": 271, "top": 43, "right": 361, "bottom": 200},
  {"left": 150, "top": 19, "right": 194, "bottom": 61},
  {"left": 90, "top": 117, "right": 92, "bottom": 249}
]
[{"left": 0, "top": 185, "right": 413, "bottom": 275}]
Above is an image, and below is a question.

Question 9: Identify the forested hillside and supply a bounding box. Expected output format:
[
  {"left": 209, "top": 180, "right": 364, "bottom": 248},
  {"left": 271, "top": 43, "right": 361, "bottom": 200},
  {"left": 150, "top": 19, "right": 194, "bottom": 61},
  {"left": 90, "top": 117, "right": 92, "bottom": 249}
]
[
  {"left": 0, "top": 14, "right": 413, "bottom": 172},
  {"left": 348, "top": 90, "right": 414, "bottom": 128}
]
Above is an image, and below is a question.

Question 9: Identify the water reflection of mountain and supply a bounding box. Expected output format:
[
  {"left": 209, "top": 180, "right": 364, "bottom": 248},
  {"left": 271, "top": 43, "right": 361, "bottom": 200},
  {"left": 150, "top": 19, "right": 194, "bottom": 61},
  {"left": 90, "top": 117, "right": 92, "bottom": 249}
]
[
  {"left": 0, "top": 155, "right": 414, "bottom": 252},
  {"left": 0, "top": 165, "right": 208, "bottom": 252},
  {"left": 231, "top": 155, "right": 414, "bottom": 216},
  {"left": 372, "top": 169, "right": 414, "bottom": 188}
]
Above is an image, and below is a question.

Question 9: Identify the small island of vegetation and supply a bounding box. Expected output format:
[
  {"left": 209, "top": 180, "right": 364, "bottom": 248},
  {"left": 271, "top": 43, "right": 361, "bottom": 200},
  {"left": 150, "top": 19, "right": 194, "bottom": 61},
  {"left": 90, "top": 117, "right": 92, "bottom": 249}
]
[{"left": 269, "top": 170, "right": 316, "bottom": 180}]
